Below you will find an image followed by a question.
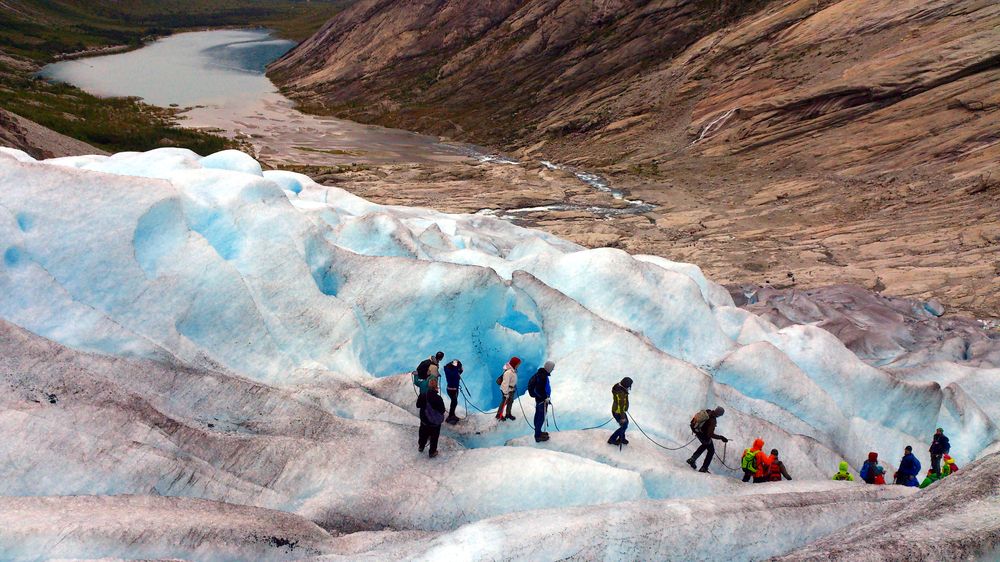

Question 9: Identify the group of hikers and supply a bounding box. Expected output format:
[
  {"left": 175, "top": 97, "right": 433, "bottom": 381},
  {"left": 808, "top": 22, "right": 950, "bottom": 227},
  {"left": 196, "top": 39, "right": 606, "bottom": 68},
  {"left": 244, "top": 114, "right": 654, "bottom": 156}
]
[
  {"left": 411, "top": 352, "right": 961, "bottom": 490},
  {"left": 832, "top": 428, "right": 959, "bottom": 488}
]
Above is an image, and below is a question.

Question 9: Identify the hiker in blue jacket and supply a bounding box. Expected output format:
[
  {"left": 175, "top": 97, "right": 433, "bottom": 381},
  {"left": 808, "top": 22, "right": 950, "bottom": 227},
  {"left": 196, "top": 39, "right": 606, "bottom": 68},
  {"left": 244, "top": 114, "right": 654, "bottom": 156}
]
[
  {"left": 894, "top": 445, "right": 922, "bottom": 486},
  {"left": 529, "top": 361, "right": 554, "bottom": 443},
  {"left": 443, "top": 359, "right": 463, "bottom": 424}
]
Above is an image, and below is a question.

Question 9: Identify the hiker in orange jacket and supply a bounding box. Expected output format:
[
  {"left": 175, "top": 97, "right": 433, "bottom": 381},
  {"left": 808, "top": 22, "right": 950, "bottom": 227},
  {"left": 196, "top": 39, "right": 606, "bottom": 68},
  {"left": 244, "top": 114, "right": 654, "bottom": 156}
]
[{"left": 741, "top": 438, "right": 765, "bottom": 482}]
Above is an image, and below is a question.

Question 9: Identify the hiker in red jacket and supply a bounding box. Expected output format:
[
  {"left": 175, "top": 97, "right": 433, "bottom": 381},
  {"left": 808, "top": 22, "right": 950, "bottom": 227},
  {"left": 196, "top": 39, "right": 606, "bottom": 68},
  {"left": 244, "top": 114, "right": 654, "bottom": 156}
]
[{"left": 764, "top": 449, "right": 792, "bottom": 482}]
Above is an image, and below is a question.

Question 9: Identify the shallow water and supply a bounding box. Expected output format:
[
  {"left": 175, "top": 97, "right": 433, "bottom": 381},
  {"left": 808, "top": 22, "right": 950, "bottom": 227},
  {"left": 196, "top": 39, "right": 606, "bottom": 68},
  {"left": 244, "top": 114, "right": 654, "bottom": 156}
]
[{"left": 40, "top": 29, "right": 468, "bottom": 165}]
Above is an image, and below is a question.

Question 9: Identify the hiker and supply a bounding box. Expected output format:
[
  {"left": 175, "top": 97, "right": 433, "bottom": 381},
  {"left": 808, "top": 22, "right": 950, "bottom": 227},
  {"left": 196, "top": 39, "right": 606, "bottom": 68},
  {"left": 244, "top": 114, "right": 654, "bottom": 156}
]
[
  {"left": 443, "top": 359, "right": 463, "bottom": 424},
  {"left": 686, "top": 406, "right": 728, "bottom": 473},
  {"left": 741, "top": 438, "right": 766, "bottom": 482},
  {"left": 495, "top": 356, "right": 520, "bottom": 421},
  {"left": 528, "top": 361, "right": 554, "bottom": 442},
  {"left": 919, "top": 469, "right": 943, "bottom": 489},
  {"left": 944, "top": 454, "right": 959, "bottom": 475},
  {"left": 608, "top": 377, "right": 632, "bottom": 446},
  {"left": 859, "top": 452, "right": 880, "bottom": 484},
  {"left": 414, "top": 351, "right": 444, "bottom": 396},
  {"left": 873, "top": 465, "right": 887, "bottom": 485},
  {"left": 894, "top": 445, "right": 921, "bottom": 486},
  {"left": 929, "top": 428, "right": 950, "bottom": 474},
  {"left": 832, "top": 461, "right": 854, "bottom": 481},
  {"left": 765, "top": 449, "right": 792, "bottom": 482},
  {"left": 416, "top": 377, "right": 446, "bottom": 458}
]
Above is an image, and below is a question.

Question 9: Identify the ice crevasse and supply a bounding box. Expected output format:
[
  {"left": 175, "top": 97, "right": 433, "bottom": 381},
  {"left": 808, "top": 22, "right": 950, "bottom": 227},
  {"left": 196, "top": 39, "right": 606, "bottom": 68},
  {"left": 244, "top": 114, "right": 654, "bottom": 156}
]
[{"left": 0, "top": 147, "right": 998, "bottom": 559}]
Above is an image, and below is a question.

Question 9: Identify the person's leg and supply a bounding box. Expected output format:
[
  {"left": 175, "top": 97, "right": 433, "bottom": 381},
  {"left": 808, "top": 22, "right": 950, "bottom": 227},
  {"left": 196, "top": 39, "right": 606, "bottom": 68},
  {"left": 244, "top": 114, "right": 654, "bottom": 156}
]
[
  {"left": 699, "top": 440, "right": 715, "bottom": 471},
  {"left": 931, "top": 454, "right": 941, "bottom": 474},
  {"left": 505, "top": 392, "right": 515, "bottom": 418},
  {"left": 418, "top": 423, "right": 429, "bottom": 452},
  {"left": 609, "top": 414, "right": 626, "bottom": 443},
  {"left": 688, "top": 435, "right": 709, "bottom": 468},
  {"left": 447, "top": 388, "right": 459, "bottom": 419},
  {"left": 620, "top": 417, "right": 629, "bottom": 443},
  {"left": 534, "top": 402, "right": 546, "bottom": 438},
  {"left": 496, "top": 395, "right": 507, "bottom": 420},
  {"left": 429, "top": 424, "right": 441, "bottom": 456},
  {"left": 743, "top": 470, "right": 753, "bottom": 482}
]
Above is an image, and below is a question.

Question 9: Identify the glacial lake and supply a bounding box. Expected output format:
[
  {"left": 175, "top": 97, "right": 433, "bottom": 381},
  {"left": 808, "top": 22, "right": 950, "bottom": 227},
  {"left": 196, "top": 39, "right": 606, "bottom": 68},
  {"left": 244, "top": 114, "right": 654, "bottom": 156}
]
[{"left": 40, "top": 29, "right": 470, "bottom": 165}]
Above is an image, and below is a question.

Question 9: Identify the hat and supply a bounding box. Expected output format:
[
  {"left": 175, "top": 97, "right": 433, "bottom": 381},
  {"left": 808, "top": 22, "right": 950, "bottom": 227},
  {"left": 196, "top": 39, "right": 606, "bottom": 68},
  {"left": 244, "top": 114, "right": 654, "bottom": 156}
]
[
  {"left": 712, "top": 406, "right": 725, "bottom": 417},
  {"left": 544, "top": 360, "right": 555, "bottom": 373},
  {"left": 621, "top": 377, "right": 632, "bottom": 388},
  {"left": 509, "top": 357, "right": 521, "bottom": 368},
  {"left": 868, "top": 452, "right": 878, "bottom": 462},
  {"left": 770, "top": 448, "right": 779, "bottom": 456},
  {"left": 905, "top": 445, "right": 912, "bottom": 452}
]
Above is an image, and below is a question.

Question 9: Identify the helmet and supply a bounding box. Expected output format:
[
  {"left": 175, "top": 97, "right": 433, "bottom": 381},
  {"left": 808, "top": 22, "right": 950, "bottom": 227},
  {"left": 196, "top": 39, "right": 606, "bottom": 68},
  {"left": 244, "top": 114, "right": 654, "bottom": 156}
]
[{"left": 621, "top": 377, "right": 633, "bottom": 388}]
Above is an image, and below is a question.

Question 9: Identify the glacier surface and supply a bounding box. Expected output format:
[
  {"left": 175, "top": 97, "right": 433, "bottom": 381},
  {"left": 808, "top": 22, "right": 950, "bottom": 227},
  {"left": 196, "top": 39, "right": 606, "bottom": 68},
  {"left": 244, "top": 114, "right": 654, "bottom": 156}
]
[{"left": 0, "top": 146, "right": 998, "bottom": 561}]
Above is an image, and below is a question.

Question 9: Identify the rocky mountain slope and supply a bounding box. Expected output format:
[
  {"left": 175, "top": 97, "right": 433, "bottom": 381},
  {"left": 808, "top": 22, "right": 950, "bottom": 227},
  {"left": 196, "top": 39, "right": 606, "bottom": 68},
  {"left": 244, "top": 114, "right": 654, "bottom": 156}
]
[
  {"left": 271, "top": 0, "right": 999, "bottom": 178},
  {"left": 270, "top": 0, "right": 1000, "bottom": 316},
  {"left": 0, "top": 108, "right": 106, "bottom": 159}
]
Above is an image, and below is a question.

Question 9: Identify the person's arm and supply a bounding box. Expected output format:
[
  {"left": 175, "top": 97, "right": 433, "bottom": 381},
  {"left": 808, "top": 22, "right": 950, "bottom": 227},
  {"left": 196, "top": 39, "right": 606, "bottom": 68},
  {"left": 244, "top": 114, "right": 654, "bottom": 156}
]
[
  {"left": 781, "top": 462, "right": 792, "bottom": 480},
  {"left": 433, "top": 393, "right": 446, "bottom": 413},
  {"left": 416, "top": 393, "right": 426, "bottom": 409}
]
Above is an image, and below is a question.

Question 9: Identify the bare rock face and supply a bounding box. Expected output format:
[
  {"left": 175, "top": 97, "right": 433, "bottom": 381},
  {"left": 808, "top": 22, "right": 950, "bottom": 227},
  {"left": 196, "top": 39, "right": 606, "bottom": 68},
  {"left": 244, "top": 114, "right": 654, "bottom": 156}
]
[{"left": 270, "top": 0, "right": 999, "bottom": 179}]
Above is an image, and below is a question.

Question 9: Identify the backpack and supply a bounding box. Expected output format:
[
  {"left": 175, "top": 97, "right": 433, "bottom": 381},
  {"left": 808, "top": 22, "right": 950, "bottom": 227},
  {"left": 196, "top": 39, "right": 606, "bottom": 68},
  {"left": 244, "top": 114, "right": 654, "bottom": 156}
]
[
  {"left": 741, "top": 449, "right": 758, "bottom": 472},
  {"left": 526, "top": 372, "right": 539, "bottom": 398},
  {"left": 767, "top": 460, "right": 783, "bottom": 481},
  {"left": 861, "top": 460, "right": 876, "bottom": 483},
  {"left": 690, "top": 410, "right": 709, "bottom": 434},
  {"left": 496, "top": 373, "right": 504, "bottom": 386},
  {"left": 416, "top": 359, "right": 432, "bottom": 380},
  {"left": 424, "top": 397, "right": 445, "bottom": 426}
]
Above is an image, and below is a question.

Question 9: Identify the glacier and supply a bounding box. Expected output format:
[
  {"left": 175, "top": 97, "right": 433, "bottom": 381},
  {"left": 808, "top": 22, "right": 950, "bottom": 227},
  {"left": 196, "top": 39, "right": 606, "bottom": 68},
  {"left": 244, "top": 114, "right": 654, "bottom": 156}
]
[{"left": 0, "top": 146, "right": 998, "bottom": 561}]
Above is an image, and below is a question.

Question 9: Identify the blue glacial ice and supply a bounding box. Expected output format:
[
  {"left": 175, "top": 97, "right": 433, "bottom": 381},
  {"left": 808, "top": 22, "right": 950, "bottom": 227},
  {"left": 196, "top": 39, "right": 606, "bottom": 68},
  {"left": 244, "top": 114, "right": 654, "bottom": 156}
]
[{"left": 1, "top": 146, "right": 998, "bottom": 560}]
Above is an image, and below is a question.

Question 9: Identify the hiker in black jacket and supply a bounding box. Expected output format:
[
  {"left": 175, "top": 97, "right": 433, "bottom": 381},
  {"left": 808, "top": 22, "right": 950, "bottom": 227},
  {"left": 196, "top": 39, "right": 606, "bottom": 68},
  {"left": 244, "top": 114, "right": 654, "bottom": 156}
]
[
  {"left": 686, "top": 406, "right": 728, "bottom": 473},
  {"left": 416, "top": 377, "right": 447, "bottom": 458}
]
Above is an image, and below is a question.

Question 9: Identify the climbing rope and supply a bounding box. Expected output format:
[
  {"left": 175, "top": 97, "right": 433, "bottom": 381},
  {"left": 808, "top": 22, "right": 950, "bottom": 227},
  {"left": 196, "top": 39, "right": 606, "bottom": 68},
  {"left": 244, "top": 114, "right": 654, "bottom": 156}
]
[
  {"left": 548, "top": 403, "right": 614, "bottom": 432},
  {"left": 626, "top": 412, "right": 698, "bottom": 451},
  {"left": 515, "top": 393, "right": 538, "bottom": 431},
  {"left": 458, "top": 381, "right": 489, "bottom": 415}
]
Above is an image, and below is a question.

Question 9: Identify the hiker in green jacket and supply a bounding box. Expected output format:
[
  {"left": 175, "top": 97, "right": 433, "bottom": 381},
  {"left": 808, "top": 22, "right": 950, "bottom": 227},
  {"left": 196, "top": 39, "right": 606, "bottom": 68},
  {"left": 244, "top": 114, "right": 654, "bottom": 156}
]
[
  {"left": 832, "top": 461, "right": 854, "bottom": 481},
  {"left": 608, "top": 377, "right": 632, "bottom": 446}
]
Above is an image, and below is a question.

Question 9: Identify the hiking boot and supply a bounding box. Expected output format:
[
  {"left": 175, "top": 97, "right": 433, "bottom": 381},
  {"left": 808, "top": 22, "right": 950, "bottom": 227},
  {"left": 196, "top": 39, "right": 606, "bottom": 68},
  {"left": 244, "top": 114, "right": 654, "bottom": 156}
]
[
  {"left": 686, "top": 458, "right": 697, "bottom": 470},
  {"left": 698, "top": 467, "right": 710, "bottom": 473},
  {"left": 419, "top": 446, "right": 425, "bottom": 453},
  {"left": 446, "top": 416, "right": 459, "bottom": 425},
  {"left": 506, "top": 415, "right": 516, "bottom": 421},
  {"left": 608, "top": 439, "right": 620, "bottom": 446},
  {"left": 535, "top": 434, "right": 550, "bottom": 442},
  {"left": 621, "top": 438, "right": 629, "bottom": 445},
  {"left": 540, "top": 432, "right": 549, "bottom": 437},
  {"left": 496, "top": 416, "right": 506, "bottom": 422},
  {"left": 429, "top": 451, "right": 439, "bottom": 459}
]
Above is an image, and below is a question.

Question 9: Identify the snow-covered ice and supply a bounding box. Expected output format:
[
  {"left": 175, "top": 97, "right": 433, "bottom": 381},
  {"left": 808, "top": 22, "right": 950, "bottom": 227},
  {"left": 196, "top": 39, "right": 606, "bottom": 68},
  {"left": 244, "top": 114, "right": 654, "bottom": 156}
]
[{"left": 1, "top": 146, "right": 998, "bottom": 560}]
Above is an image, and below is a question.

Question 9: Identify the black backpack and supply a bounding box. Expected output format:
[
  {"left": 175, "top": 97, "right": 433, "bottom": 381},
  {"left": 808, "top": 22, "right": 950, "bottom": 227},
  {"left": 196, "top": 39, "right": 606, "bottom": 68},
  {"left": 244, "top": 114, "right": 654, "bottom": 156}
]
[
  {"left": 526, "top": 372, "right": 539, "bottom": 398},
  {"left": 416, "top": 358, "right": 432, "bottom": 380}
]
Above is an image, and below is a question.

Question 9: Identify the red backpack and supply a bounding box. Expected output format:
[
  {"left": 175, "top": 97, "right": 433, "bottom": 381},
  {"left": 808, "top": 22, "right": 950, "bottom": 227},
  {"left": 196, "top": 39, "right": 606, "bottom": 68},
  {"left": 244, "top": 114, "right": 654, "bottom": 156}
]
[{"left": 767, "top": 460, "right": 783, "bottom": 481}]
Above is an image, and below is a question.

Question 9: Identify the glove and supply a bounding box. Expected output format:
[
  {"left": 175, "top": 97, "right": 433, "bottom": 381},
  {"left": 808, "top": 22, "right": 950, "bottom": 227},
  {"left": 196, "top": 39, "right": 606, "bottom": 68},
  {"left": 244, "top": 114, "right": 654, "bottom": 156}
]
[
  {"left": 720, "top": 436, "right": 729, "bottom": 443},
  {"left": 545, "top": 398, "right": 551, "bottom": 405}
]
